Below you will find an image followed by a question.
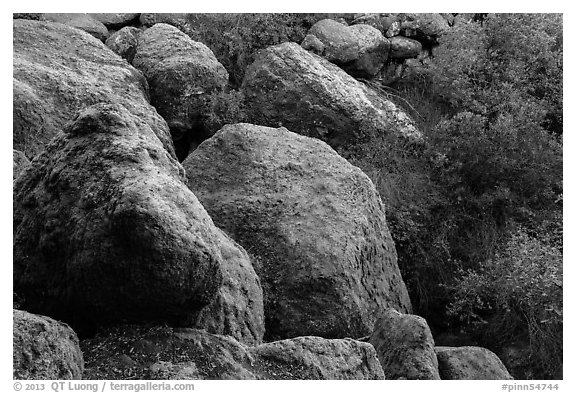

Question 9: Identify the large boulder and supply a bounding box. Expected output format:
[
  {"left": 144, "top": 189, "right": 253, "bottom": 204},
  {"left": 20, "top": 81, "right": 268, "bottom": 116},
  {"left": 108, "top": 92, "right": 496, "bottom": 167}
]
[
  {"left": 183, "top": 123, "right": 412, "bottom": 341},
  {"left": 369, "top": 309, "right": 440, "bottom": 380},
  {"left": 241, "top": 42, "right": 419, "bottom": 150},
  {"left": 13, "top": 19, "right": 174, "bottom": 159},
  {"left": 435, "top": 346, "right": 514, "bottom": 380},
  {"left": 12, "top": 103, "right": 261, "bottom": 335},
  {"left": 13, "top": 150, "right": 30, "bottom": 181},
  {"left": 105, "top": 26, "right": 141, "bottom": 63},
  {"left": 82, "top": 325, "right": 384, "bottom": 380},
  {"left": 40, "top": 13, "right": 109, "bottom": 41},
  {"left": 14, "top": 310, "right": 84, "bottom": 379},
  {"left": 301, "top": 18, "right": 389, "bottom": 78},
  {"left": 133, "top": 23, "right": 229, "bottom": 159},
  {"left": 89, "top": 13, "right": 140, "bottom": 30}
]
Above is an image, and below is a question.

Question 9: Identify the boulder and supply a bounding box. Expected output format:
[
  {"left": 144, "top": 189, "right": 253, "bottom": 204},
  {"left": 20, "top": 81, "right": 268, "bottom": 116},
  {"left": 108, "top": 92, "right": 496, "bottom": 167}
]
[
  {"left": 183, "top": 123, "right": 412, "bottom": 341},
  {"left": 389, "top": 36, "right": 423, "bottom": 59},
  {"left": 82, "top": 325, "right": 385, "bottom": 380},
  {"left": 194, "top": 229, "right": 265, "bottom": 345},
  {"left": 369, "top": 309, "right": 440, "bottom": 380},
  {"left": 13, "top": 103, "right": 258, "bottom": 333},
  {"left": 89, "top": 13, "right": 140, "bottom": 30},
  {"left": 13, "top": 310, "right": 84, "bottom": 379},
  {"left": 435, "top": 346, "right": 514, "bottom": 380},
  {"left": 241, "top": 42, "right": 420, "bottom": 150},
  {"left": 13, "top": 150, "right": 30, "bottom": 181},
  {"left": 133, "top": 23, "right": 229, "bottom": 159},
  {"left": 301, "top": 18, "right": 389, "bottom": 78},
  {"left": 40, "top": 13, "right": 109, "bottom": 41},
  {"left": 254, "top": 336, "right": 385, "bottom": 379},
  {"left": 399, "top": 13, "right": 450, "bottom": 44},
  {"left": 105, "top": 26, "right": 141, "bottom": 63},
  {"left": 13, "top": 19, "right": 175, "bottom": 160}
]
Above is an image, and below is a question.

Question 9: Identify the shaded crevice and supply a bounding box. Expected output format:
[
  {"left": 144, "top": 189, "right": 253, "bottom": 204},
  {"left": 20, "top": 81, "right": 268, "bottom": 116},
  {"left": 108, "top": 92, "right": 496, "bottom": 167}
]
[{"left": 173, "top": 123, "right": 212, "bottom": 162}]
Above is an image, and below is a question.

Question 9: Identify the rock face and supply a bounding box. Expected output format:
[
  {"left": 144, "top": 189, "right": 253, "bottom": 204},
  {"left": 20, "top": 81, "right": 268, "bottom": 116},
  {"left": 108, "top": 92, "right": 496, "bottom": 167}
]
[
  {"left": 133, "top": 23, "right": 229, "bottom": 158},
  {"left": 105, "top": 26, "right": 141, "bottom": 63},
  {"left": 89, "top": 13, "right": 140, "bottom": 30},
  {"left": 82, "top": 325, "right": 385, "bottom": 380},
  {"left": 241, "top": 42, "right": 419, "bottom": 150},
  {"left": 14, "top": 310, "right": 84, "bottom": 379},
  {"left": 40, "top": 13, "right": 109, "bottom": 41},
  {"left": 194, "top": 229, "right": 265, "bottom": 345},
  {"left": 435, "top": 346, "right": 514, "bottom": 380},
  {"left": 12, "top": 103, "right": 260, "bottom": 333},
  {"left": 13, "top": 150, "right": 30, "bottom": 181},
  {"left": 369, "top": 309, "right": 440, "bottom": 380},
  {"left": 301, "top": 18, "right": 389, "bottom": 78},
  {"left": 183, "top": 123, "right": 412, "bottom": 341},
  {"left": 13, "top": 19, "right": 175, "bottom": 160},
  {"left": 389, "top": 36, "right": 423, "bottom": 59}
]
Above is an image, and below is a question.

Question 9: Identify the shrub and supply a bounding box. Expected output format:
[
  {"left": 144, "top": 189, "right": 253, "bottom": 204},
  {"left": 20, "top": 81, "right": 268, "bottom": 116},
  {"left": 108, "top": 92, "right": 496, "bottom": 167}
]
[
  {"left": 347, "top": 14, "right": 562, "bottom": 379},
  {"left": 447, "top": 228, "right": 563, "bottom": 379},
  {"left": 185, "top": 14, "right": 339, "bottom": 87}
]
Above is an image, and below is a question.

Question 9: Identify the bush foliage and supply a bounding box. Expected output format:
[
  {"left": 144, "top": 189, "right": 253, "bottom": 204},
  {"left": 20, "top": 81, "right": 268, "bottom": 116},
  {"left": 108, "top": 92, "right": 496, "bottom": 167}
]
[{"left": 346, "top": 14, "right": 562, "bottom": 379}]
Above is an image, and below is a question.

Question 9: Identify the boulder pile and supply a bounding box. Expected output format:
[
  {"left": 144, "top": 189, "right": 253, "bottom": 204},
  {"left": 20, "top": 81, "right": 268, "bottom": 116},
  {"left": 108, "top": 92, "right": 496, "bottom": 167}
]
[{"left": 13, "top": 13, "right": 514, "bottom": 381}]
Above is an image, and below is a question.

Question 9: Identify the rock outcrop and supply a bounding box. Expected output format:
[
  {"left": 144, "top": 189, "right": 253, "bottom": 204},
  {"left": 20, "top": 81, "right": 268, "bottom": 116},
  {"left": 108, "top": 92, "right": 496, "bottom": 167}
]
[
  {"left": 13, "top": 19, "right": 175, "bottom": 159},
  {"left": 12, "top": 103, "right": 262, "bottom": 335},
  {"left": 40, "top": 13, "right": 109, "bottom": 41},
  {"left": 301, "top": 18, "right": 389, "bottom": 78},
  {"left": 13, "top": 150, "right": 30, "bottom": 181},
  {"left": 435, "top": 346, "right": 514, "bottom": 380},
  {"left": 82, "top": 325, "right": 385, "bottom": 380},
  {"left": 133, "top": 23, "right": 229, "bottom": 160},
  {"left": 183, "top": 123, "right": 411, "bottom": 340},
  {"left": 14, "top": 310, "right": 84, "bottom": 380},
  {"left": 241, "top": 42, "right": 419, "bottom": 150},
  {"left": 369, "top": 309, "right": 440, "bottom": 380},
  {"left": 105, "top": 26, "right": 141, "bottom": 63}
]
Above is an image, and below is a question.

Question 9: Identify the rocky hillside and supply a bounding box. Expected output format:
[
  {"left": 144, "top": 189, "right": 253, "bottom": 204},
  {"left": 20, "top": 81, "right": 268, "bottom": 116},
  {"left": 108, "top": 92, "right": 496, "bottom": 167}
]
[{"left": 14, "top": 13, "right": 561, "bottom": 380}]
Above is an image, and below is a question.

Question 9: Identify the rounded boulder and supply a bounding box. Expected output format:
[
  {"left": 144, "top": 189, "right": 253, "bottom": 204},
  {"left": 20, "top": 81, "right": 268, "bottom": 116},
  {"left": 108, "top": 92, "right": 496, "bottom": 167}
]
[{"left": 183, "top": 123, "right": 412, "bottom": 340}]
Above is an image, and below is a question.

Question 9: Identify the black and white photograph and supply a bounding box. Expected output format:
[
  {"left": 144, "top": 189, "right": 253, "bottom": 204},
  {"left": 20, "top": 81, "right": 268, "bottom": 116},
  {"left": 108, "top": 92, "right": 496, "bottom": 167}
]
[{"left": 8, "top": 3, "right": 567, "bottom": 390}]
